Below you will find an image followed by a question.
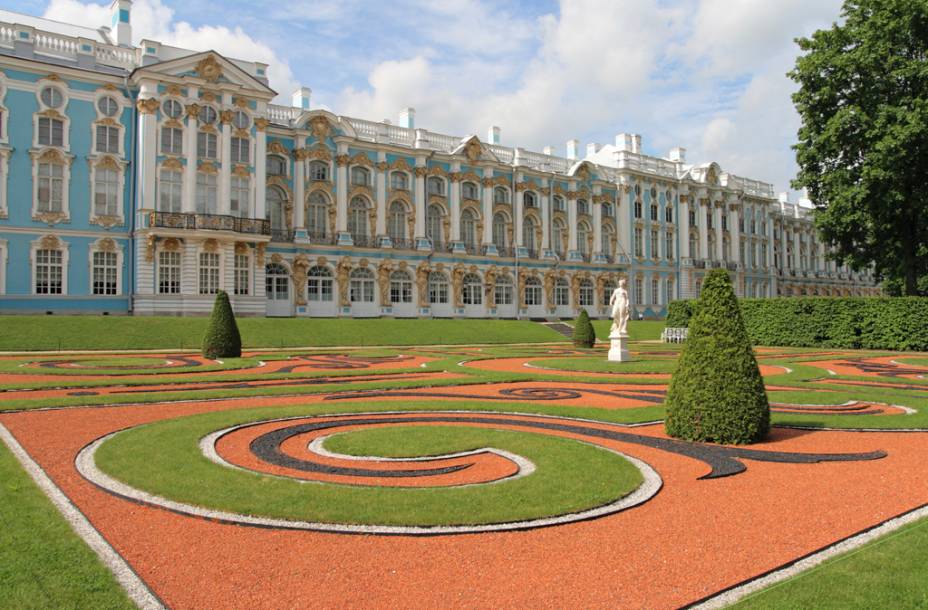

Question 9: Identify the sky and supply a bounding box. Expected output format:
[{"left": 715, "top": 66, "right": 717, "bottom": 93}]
[{"left": 5, "top": 0, "right": 846, "bottom": 199}]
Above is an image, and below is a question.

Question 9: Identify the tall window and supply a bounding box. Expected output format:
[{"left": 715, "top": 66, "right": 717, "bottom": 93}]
[
  {"left": 161, "top": 127, "right": 183, "bottom": 155},
  {"left": 634, "top": 277, "right": 643, "bottom": 305},
  {"left": 198, "top": 252, "right": 220, "bottom": 295},
  {"left": 427, "top": 176, "right": 444, "bottom": 196},
  {"left": 553, "top": 219, "right": 566, "bottom": 257},
  {"left": 37, "top": 163, "right": 64, "bottom": 212},
  {"left": 602, "top": 282, "right": 616, "bottom": 307},
  {"left": 494, "top": 275, "right": 513, "bottom": 306},
  {"left": 307, "top": 266, "right": 333, "bottom": 302},
  {"left": 578, "top": 222, "right": 590, "bottom": 255},
  {"left": 689, "top": 208, "right": 697, "bottom": 226},
  {"left": 650, "top": 203, "right": 658, "bottom": 221},
  {"left": 307, "top": 192, "right": 328, "bottom": 237},
  {"left": 309, "top": 161, "right": 328, "bottom": 181},
  {"left": 426, "top": 204, "right": 443, "bottom": 246},
  {"left": 35, "top": 249, "right": 63, "bottom": 295},
  {"left": 265, "top": 263, "right": 289, "bottom": 300},
  {"left": 390, "top": 270, "right": 413, "bottom": 303},
  {"left": 577, "top": 199, "right": 589, "bottom": 216},
  {"left": 462, "top": 181, "right": 478, "bottom": 199},
  {"left": 579, "top": 279, "right": 594, "bottom": 307},
  {"left": 555, "top": 278, "right": 569, "bottom": 306},
  {"left": 348, "top": 197, "right": 369, "bottom": 240},
  {"left": 94, "top": 168, "right": 119, "bottom": 217},
  {"left": 351, "top": 166, "right": 370, "bottom": 186},
  {"left": 349, "top": 268, "right": 375, "bottom": 303},
  {"left": 634, "top": 227, "right": 643, "bottom": 258},
  {"left": 651, "top": 277, "right": 660, "bottom": 305},
  {"left": 461, "top": 208, "right": 477, "bottom": 248},
  {"left": 523, "top": 216, "right": 536, "bottom": 252},
  {"left": 391, "top": 171, "right": 409, "bottom": 190},
  {"left": 462, "top": 273, "right": 482, "bottom": 305},
  {"left": 665, "top": 206, "right": 673, "bottom": 223},
  {"left": 650, "top": 229, "right": 659, "bottom": 259},
  {"left": 231, "top": 137, "right": 249, "bottom": 164},
  {"left": 96, "top": 125, "right": 120, "bottom": 154},
  {"left": 553, "top": 196, "right": 565, "bottom": 212},
  {"left": 388, "top": 201, "right": 407, "bottom": 242},
  {"left": 634, "top": 200, "right": 642, "bottom": 219},
  {"left": 159, "top": 169, "right": 182, "bottom": 212},
  {"left": 267, "top": 187, "right": 286, "bottom": 234},
  {"left": 666, "top": 279, "right": 674, "bottom": 304},
  {"left": 230, "top": 176, "right": 249, "bottom": 217},
  {"left": 665, "top": 231, "right": 674, "bottom": 260},
  {"left": 267, "top": 156, "right": 287, "bottom": 177},
  {"left": 524, "top": 277, "right": 542, "bottom": 306},
  {"left": 524, "top": 191, "right": 537, "bottom": 208},
  {"left": 158, "top": 251, "right": 180, "bottom": 294},
  {"left": 197, "top": 132, "right": 218, "bottom": 159},
  {"left": 196, "top": 173, "right": 218, "bottom": 214},
  {"left": 428, "top": 272, "right": 449, "bottom": 304},
  {"left": 492, "top": 213, "right": 507, "bottom": 248},
  {"left": 234, "top": 254, "right": 249, "bottom": 295},
  {"left": 689, "top": 233, "right": 698, "bottom": 259},
  {"left": 493, "top": 187, "right": 509, "bottom": 204},
  {"left": 38, "top": 117, "right": 64, "bottom": 147}
]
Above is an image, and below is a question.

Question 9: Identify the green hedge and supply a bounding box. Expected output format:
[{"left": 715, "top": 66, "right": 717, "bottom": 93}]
[
  {"left": 665, "top": 297, "right": 928, "bottom": 351},
  {"left": 572, "top": 310, "right": 596, "bottom": 348},
  {"left": 202, "top": 291, "right": 242, "bottom": 359}
]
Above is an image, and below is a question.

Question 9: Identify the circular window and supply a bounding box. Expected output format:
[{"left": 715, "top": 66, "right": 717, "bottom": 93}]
[
  {"left": 163, "top": 99, "right": 183, "bottom": 119},
  {"left": 232, "top": 110, "right": 250, "bottom": 130},
  {"left": 198, "top": 106, "right": 217, "bottom": 124},
  {"left": 97, "top": 96, "right": 119, "bottom": 117},
  {"left": 40, "top": 86, "right": 64, "bottom": 109}
]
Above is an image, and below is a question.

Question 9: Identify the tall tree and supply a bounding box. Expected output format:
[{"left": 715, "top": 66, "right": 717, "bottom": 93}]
[{"left": 790, "top": 0, "right": 928, "bottom": 295}]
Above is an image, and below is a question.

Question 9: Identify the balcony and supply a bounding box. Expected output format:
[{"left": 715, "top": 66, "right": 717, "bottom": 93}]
[
  {"left": 391, "top": 238, "right": 415, "bottom": 250},
  {"left": 525, "top": 248, "right": 539, "bottom": 260},
  {"left": 308, "top": 231, "right": 336, "bottom": 245},
  {"left": 496, "top": 246, "right": 515, "bottom": 258},
  {"left": 150, "top": 212, "right": 270, "bottom": 235},
  {"left": 271, "top": 229, "right": 294, "bottom": 242},
  {"left": 351, "top": 234, "right": 379, "bottom": 249}
]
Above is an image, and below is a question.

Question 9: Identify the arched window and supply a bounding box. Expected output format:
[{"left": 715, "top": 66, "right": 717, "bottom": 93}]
[
  {"left": 348, "top": 197, "right": 369, "bottom": 241},
  {"left": 267, "top": 155, "right": 287, "bottom": 177},
  {"left": 463, "top": 273, "right": 482, "bottom": 305},
  {"left": 523, "top": 215, "right": 536, "bottom": 252},
  {"left": 428, "top": 271, "right": 449, "bottom": 304},
  {"left": 349, "top": 267, "right": 375, "bottom": 303},
  {"left": 634, "top": 200, "right": 643, "bottom": 219},
  {"left": 555, "top": 278, "right": 569, "bottom": 306},
  {"left": 603, "top": 225, "right": 616, "bottom": 257},
  {"left": 492, "top": 212, "right": 508, "bottom": 248},
  {"left": 389, "top": 270, "right": 413, "bottom": 304},
  {"left": 602, "top": 202, "right": 613, "bottom": 217},
  {"left": 493, "top": 187, "right": 509, "bottom": 204},
  {"left": 553, "top": 218, "right": 566, "bottom": 257},
  {"left": 665, "top": 206, "right": 673, "bottom": 223},
  {"left": 553, "top": 196, "right": 565, "bottom": 212},
  {"left": 265, "top": 263, "right": 289, "bottom": 300},
  {"left": 427, "top": 176, "right": 445, "bottom": 196},
  {"left": 391, "top": 171, "right": 409, "bottom": 191},
  {"left": 650, "top": 203, "right": 658, "bottom": 221},
  {"left": 351, "top": 166, "right": 370, "bottom": 187},
  {"left": 267, "top": 186, "right": 287, "bottom": 234},
  {"left": 309, "top": 161, "right": 328, "bottom": 181},
  {"left": 577, "top": 199, "right": 589, "bottom": 216},
  {"left": 494, "top": 274, "right": 513, "bottom": 306},
  {"left": 602, "top": 281, "right": 616, "bottom": 307},
  {"left": 307, "top": 265, "right": 333, "bottom": 301},
  {"left": 524, "top": 276, "right": 542, "bottom": 306},
  {"left": 524, "top": 191, "right": 537, "bottom": 208},
  {"left": 689, "top": 232, "right": 698, "bottom": 259},
  {"left": 462, "top": 181, "right": 479, "bottom": 200},
  {"left": 579, "top": 279, "right": 594, "bottom": 306},
  {"left": 306, "top": 191, "right": 328, "bottom": 238},
  {"left": 426, "top": 204, "right": 443, "bottom": 246},
  {"left": 388, "top": 201, "right": 407, "bottom": 242},
  {"left": 461, "top": 208, "right": 478, "bottom": 249},
  {"left": 578, "top": 222, "right": 591, "bottom": 255}
]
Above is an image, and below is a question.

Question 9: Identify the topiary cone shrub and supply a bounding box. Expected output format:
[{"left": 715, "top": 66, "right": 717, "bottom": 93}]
[
  {"left": 664, "top": 269, "right": 769, "bottom": 444},
  {"left": 573, "top": 309, "right": 596, "bottom": 348},
  {"left": 202, "top": 290, "right": 242, "bottom": 359}
]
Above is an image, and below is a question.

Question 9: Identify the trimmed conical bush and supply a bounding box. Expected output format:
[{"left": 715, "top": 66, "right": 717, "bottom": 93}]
[
  {"left": 664, "top": 269, "right": 769, "bottom": 444},
  {"left": 202, "top": 290, "right": 242, "bottom": 359},
  {"left": 572, "top": 309, "right": 596, "bottom": 348}
]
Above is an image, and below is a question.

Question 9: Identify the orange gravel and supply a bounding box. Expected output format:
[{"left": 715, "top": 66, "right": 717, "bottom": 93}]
[{"left": 463, "top": 356, "right": 787, "bottom": 378}]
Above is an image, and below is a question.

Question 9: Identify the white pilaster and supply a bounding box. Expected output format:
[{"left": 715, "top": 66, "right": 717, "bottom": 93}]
[
  {"left": 567, "top": 182, "right": 578, "bottom": 257},
  {"left": 730, "top": 204, "right": 740, "bottom": 266},
  {"left": 679, "top": 193, "right": 690, "bottom": 259},
  {"left": 592, "top": 185, "right": 603, "bottom": 258},
  {"left": 698, "top": 199, "right": 709, "bottom": 260},
  {"left": 482, "top": 167, "right": 494, "bottom": 250},
  {"left": 714, "top": 202, "right": 724, "bottom": 261},
  {"left": 254, "top": 107, "right": 267, "bottom": 221},
  {"left": 293, "top": 148, "right": 305, "bottom": 233},
  {"left": 376, "top": 151, "right": 387, "bottom": 239},
  {"left": 450, "top": 161, "right": 461, "bottom": 244},
  {"left": 137, "top": 81, "right": 157, "bottom": 215},
  {"left": 540, "top": 177, "right": 551, "bottom": 257},
  {"left": 414, "top": 156, "right": 426, "bottom": 246},
  {"left": 336, "top": 142, "right": 348, "bottom": 233},
  {"left": 182, "top": 87, "right": 199, "bottom": 213},
  {"left": 219, "top": 101, "right": 232, "bottom": 215},
  {"left": 514, "top": 172, "right": 525, "bottom": 249}
]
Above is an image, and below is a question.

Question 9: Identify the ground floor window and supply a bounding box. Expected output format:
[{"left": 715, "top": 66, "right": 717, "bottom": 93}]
[
  {"left": 308, "top": 266, "right": 333, "bottom": 302},
  {"left": 555, "top": 278, "right": 569, "bottom": 306},
  {"left": 198, "top": 252, "right": 220, "bottom": 295},
  {"left": 350, "top": 268, "right": 375, "bottom": 303},
  {"left": 92, "top": 251, "right": 118, "bottom": 295},
  {"left": 602, "top": 282, "right": 616, "bottom": 307},
  {"left": 579, "top": 279, "right": 594, "bottom": 307},
  {"left": 429, "top": 272, "right": 449, "bottom": 304},
  {"left": 462, "top": 273, "right": 482, "bottom": 305},
  {"left": 234, "top": 254, "right": 250, "bottom": 296},
  {"left": 651, "top": 277, "right": 660, "bottom": 305},
  {"left": 158, "top": 251, "right": 180, "bottom": 294},
  {"left": 524, "top": 277, "right": 541, "bottom": 306},
  {"left": 265, "top": 263, "right": 289, "bottom": 300},
  {"left": 494, "top": 276, "right": 513, "bottom": 306},
  {"left": 35, "top": 249, "right": 63, "bottom": 295},
  {"left": 390, "top": 270, "right": 413, "bottom": 304}
]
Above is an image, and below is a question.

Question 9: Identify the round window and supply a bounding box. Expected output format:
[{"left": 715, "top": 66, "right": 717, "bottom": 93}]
[
  {"left": 198, "top": 106, "right": 217, "bottom": 124},
  {"left": 40, "top": 86, "right": 64, "bottom": 109},
  {"left": 97, "top": 96, "right": 119, "bottom": 117},
  {"left": 163, "top": 99, "right": 183, "bottom": 119},
  {"left": 232, "top": 110, "right": 250, "bottom": 130}
]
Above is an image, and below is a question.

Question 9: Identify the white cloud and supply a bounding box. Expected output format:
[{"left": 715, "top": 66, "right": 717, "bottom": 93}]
[{"left": 42, "top": 0, "right": 298, "bottom": 100}]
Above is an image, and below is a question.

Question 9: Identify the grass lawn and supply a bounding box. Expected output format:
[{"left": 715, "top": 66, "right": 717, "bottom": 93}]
[
  {"left": 0, "top": 317, "right": 566, "bottom": 351},
  {"left": 591, "top": 320, "right": 665, "bottom": 341},
  {"left": 0, "top": 442, "right": 133, "bottom": 609},
  {"left": 733, "top": 515, "right": 928, "bottom": 609},
  {"left": 529, "top": 355, "right": 678, "bottom": 374}
]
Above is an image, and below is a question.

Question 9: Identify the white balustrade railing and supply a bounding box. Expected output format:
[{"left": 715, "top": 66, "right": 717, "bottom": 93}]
[
  {"left": 94, "top": 44, "right": 135, "bottom": 69},
  {"left": 34, "top": 31, "right": 80, "bottom": 57},
  {"left": 0, "top": 24, "right": 15, "bottom": 46}
]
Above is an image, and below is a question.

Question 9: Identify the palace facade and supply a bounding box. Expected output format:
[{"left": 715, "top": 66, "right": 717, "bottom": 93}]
[{"left": 0, "top": 3, "right": 879, "bottom": 318}]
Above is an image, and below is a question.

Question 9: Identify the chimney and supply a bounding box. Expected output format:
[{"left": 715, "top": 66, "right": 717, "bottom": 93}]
[
  {"left": 586, "top": 142, "right": 601, "bottom": 157},
  {"left": 631, "top": 134, "right": 642, "bottom": 154},
  {"left": 110, "top": 0, "right": 132, "bottom": 47},
  {"left": 542, "top": 145, "right": 554, "bottom": 156},
  {"left": 615, "top": 133, "right": 633, "bottom": 151},
  {"left": 399, "top": 107, "right": 415, "bottom": 129},
  {"left": 566, "top": 138, "right": 580, "bottom": 160},
  {"left": 291, "top": 87, "right": 311, "bottom": 110},
  {"left": 488, "top": 125, "right": 501, "bottom": 145},
  {"left": 669, "top": 147, "right": 686, "bottom": 163}
]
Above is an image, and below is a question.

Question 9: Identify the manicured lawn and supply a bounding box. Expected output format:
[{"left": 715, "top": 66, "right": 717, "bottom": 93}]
[
  {"left": 734, "top": 515, "right": 928, "bottom": 609},
  {"left": 0, "top": 317, "right": 565, "bottom": 351},
  {"left": 0, "top": 442, "right": 133, "bottom": 610},
  {"left": 591, "top": 320, "right": 665, "bottom": 341},
  {"left": 530, "top": 355, "right": 678, "bottom": 374}
]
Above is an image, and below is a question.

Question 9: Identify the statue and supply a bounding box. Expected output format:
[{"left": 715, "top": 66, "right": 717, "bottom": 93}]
[
  {"left": 609, "top": 278, "right": 631, "bottom": 337},
  {"left": 335, "top": 258, "right": 352, "bottom": 307}
]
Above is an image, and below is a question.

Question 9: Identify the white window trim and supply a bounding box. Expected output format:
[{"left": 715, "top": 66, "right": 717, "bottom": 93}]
[
  {"left": 29, "top": 148, "right": 74, "bottom": 224},
  {"left": 88, "top": 238, "right": 124, "bottom": 296},
  {"left": 0, "top": 73, "right": 9, "bottom": 146},
  {"left": 87, "top": 156, "right": 128, "bottom": 227},
  {"left": 33, "top": 80, "right": 70, "bottom": 150},
  {"left": 157, "top": 162, "right": 184, "bottom": 213},
  {"left": 233, "top": 250, "right": 252, "bottom": 296},
  {"left": 30, "top": 235, "right": 70, "bottom": 296},
  {"left": 198, "top": 246, "right": 224, "bottom": 294},
  {"left": 0, "top": 238, "right": 7, "bottom": 294},
  {"left": 0, "top": 148, "right": 9, "bottom": 219}
]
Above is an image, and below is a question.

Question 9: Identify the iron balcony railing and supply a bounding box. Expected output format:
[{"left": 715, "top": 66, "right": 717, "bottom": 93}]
[
  {"left": 391, "top": 237, "right": 415, "bottom": 250},
  {"left": 308, "top": 231, "right": 336, "bottom": 245},
  {"left": 351, "top": 234, "right": 379, "bottom": 248},
  {"left": 496, "top": 245, "right": 515, "bottom": 258},
  {"left": 462, "top": 242, "right": 480, "bottom": 255},
  {"left": 271, "top": 229, "right": 294, "bottom": 242},
  {"left": 150, "top": 212, "right": 271, "bottom": 235}
]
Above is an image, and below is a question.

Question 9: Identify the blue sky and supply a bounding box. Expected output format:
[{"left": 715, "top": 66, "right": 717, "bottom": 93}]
[{"left": 5, "top": 0, "right": 846, "bottom": 198}]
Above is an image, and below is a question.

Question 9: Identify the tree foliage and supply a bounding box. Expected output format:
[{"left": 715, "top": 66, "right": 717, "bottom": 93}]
[
  {"left": 202, "top": 291, "right": 242, "bottom": 359},
  {"left": 790, "top": 0, "right": 928, "bottom": 295},
  {"left": 664, "top": 270, "right": 770, "bottom": 445},
  {"left": 572, "top": 310, "right": 596, "bottom": 348}
]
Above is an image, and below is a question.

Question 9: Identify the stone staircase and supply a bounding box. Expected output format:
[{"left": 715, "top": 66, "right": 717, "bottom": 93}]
[{"left": 540, "top": 321, "right": 574, "bottom": 339}]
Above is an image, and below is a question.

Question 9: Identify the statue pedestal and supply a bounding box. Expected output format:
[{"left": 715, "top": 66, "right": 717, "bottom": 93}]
[{"left": 607, "top": 331, "right": 631, "bottom": 362}]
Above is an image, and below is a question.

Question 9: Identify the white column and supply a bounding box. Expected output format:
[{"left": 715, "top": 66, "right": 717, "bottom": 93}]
[
  {"left": 713, "top": 203, "right": 724, "bottom": 261},
  {"left": 336, "top": 143, "right": 348, "bottom": 233},
  {"left": 780, "top": 222, "right": 789, "bottom": 269},
  {"left": 450, "top": 161, "right": 461, "bottom": 243},
  {"left": 219, "top": 104, "right": 232, "bottom": 215},
  {"left": 616, "top": 187, "right": 630, "bottom": 260},
  {"left": 137, "top": 81, "right": 157, "bottom": 214},
  {"left": 567, "top": 184, "right": 578, "bottom": 253},
  {"left": 514, "top": 174, "right": 525, "bottom": 249},
  {"left": 414, "top": 157, "right": 426, "bottom": 243},
  {"left": 293, "top": 149, "right": 305, "bottom": 231},
  {"left": 376, "top": 152, "right": 387, "bottom": 239},
  {"left": 698, "top": 200, "right": 709, "bottom": 259},
  {"left": 730, "top": 204, "right": 740, "bottom": 265},
  {"left": 540, "top": 178, "right": 551, "bottom": 254},
  {"left": 182, "top": 90, "right": 199, "bottom": 213},
  {"left": 482, "top": 168, "right": 494, "bottom": 247},
  {"left": 793, "top": 229, "right": 801, "bottom": 270},
  {"left": 766, "top": 212, "right": 775, "bottom": 268},
  {"left": 679, "top": 194, "right": 690, "bottom": 259},
  {"left": 592, "top": 187, "right": 603, "bottom": 256},
  {"left": 254, "top": 113, "right": 267, "bottom": 221}
]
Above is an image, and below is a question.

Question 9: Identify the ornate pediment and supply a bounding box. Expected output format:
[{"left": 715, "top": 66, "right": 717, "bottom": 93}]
[
  {"left": 131, "top": 51, "right": 276, "bottom": 98},
  {"left": 452, "top": 136, "right": 500, "bottom": 164}
]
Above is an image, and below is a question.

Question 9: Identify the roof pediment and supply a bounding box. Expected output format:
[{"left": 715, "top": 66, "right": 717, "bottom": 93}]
[
  {"left": 131, "top": 51, "right": 276, "bottom": 98},
  {"left": 452, "top": 136, "right": 500, "bottom": 163}
]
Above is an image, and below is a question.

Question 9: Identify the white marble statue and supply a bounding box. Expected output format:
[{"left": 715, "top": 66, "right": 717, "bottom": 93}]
[{"left": 609, "top": 278, "right": 630, "bottom": 337}]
